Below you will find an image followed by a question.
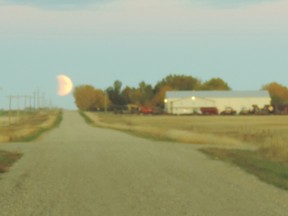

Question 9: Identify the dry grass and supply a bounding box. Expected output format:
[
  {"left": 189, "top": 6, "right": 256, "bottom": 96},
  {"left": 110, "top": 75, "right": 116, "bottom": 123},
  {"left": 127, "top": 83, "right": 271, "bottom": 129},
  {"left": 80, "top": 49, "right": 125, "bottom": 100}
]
[
  {"left": 0, "top": 110, "right": 61, "bottom": 143},
  {"left": 0, "top": 150, "right": 22, "bottom": 173},
  {"left": 85, "top": 112, "right": 288, "bottom": 162}
]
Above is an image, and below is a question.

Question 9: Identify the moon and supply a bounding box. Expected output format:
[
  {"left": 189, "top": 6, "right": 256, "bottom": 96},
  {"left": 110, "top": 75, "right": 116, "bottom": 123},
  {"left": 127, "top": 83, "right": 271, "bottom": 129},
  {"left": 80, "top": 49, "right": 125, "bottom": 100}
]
[{"left": 57, "top": 74, "right": 73, "bottom": 96}]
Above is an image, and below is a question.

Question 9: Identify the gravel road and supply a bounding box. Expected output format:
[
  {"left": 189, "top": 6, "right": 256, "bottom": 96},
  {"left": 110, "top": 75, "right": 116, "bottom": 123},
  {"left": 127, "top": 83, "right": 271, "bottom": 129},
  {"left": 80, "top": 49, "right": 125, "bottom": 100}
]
[{"left": 0, "top": 111, "right": 288, "bottom": 216}]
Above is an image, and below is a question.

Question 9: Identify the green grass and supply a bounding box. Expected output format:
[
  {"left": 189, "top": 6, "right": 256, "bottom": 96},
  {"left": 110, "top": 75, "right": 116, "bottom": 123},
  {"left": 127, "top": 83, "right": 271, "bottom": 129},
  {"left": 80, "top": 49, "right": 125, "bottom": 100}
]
[
  {"left": 200, "top": 148, "right": 288, "bottom": 190},
  {"left": 0, "top": 150, "right": 22, "bottom": 173}
]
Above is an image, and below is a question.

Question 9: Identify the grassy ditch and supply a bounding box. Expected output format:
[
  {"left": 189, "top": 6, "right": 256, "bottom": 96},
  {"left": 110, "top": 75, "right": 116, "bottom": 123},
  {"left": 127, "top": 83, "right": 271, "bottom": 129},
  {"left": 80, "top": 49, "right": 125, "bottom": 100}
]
[
  {"left": 0, "top": 150, "right": 22, "bottom": 173},
  {"left": 79, "top": 111, "right": 94, "bottom": 125},
  {"left": 0, "top": 109, "right": 63, "bottom": 143},
  {"left": 0, "top": 110, "right": 62, "bottom": 175},
  {"left": 200, "top": 148, "right": 288, "bottom": 190},
  {"left": 20, "top": 110, "right": 63, "bottom": 142}
]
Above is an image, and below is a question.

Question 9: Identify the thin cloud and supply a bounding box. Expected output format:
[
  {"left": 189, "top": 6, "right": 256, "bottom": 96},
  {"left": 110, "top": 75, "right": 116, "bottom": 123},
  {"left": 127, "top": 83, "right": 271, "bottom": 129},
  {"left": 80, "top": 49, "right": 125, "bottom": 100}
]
[
  {"left": 193, "top": 0, "right": 280, "bottom": 8},
  {"left": 0, "top": 0, "right": 110, "bottom": 9},
  {"left": 0, "top": 0, "right": 281, "bottom": 10}
]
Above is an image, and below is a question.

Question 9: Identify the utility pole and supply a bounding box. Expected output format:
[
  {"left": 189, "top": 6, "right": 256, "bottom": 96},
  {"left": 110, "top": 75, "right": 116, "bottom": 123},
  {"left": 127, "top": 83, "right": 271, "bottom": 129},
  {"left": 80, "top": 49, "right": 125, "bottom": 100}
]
[
  {"left": 8, "top": 95, "right": 24, "bottom": 125},
  {"left": 29, "top": 95, "right": 32, "bottom": 112},
  {"left": 37, "top": 88, "right": 40, "bottom": 110},
  {"left": 16, "top": 95, "right": 20, "bottom": 122},
  {"left": 8, "top": 96, "right": 11, "bottom": 126},
  {"left": 33, "top": 88, "right": 40, "bottom": 111},
  {"left": 8, "top": 96, "right": 17, "bottom": 126},
  {"left": 42, "top": 93, "right": 45, "bottom": 109},
  {"left": 0, "top": 87, "right": 4, "bottom": 112},
  {"left": 23, "top": 95, "right": 32, "bottom": 115},
  {"left": 104, "top": 91, "right": 107, "bottom": 112}
]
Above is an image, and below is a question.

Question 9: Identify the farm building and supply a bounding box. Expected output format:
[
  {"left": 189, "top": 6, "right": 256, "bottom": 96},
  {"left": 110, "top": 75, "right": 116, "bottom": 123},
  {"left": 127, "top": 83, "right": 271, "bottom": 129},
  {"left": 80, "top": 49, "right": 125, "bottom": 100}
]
[{"left": 164, "top": 90, "right": 271, "bottom": 115}]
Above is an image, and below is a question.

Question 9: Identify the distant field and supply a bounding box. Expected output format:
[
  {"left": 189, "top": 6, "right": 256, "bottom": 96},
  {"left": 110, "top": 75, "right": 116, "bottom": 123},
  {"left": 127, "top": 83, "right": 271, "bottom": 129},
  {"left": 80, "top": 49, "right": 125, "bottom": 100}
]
[{"left": 86, "top": 112, "right": 288, "bottom": 162}]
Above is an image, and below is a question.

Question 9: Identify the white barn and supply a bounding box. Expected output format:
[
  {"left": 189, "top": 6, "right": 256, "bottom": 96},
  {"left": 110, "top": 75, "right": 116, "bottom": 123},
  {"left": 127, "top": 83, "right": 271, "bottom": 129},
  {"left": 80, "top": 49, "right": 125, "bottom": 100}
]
[{"left": 165, "top": 90, "right": 271, "bottom": 115}]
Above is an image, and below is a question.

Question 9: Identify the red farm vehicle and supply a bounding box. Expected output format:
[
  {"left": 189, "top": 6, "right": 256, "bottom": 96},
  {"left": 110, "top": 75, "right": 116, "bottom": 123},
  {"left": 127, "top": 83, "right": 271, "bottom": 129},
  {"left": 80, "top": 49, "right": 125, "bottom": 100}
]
[
  {"left": 138, "top": 106, "right": 153, "bottom": 115},
  {"left": 200, "top": 107, "right": 219, "bottom": 115}
]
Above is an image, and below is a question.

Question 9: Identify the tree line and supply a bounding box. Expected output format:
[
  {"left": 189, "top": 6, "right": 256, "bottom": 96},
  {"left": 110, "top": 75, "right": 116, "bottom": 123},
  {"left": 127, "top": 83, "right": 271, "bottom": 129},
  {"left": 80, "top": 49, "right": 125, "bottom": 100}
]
[{"left": 73, "top": 74, "right": 288, "bottom": 111}]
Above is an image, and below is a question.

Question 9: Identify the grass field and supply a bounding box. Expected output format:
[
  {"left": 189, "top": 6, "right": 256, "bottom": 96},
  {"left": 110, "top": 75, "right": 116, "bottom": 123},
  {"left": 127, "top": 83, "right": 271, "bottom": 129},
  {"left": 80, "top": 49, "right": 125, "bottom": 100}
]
[{"left": 84, "top": 112, "right": 288, "bottom": 190}]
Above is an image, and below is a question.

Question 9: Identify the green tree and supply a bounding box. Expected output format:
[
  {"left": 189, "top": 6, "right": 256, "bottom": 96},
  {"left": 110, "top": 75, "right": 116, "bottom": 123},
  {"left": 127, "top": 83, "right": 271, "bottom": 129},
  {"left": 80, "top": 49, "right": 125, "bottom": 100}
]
[
  {"left": 138, "top": 81, "right": 154, "bottom": 105},
  {"left": 110, "top": 81, "right": 154, "bottom": 106},
  {"left": 121, "top": 86, "right": 133, "bottom": 105},
  {"left": 154, "top": 74, "right": 201, "bottom": 92},
  {"left": 93, "top": 89, "right": 111, "bottom": 111},
  {"left": 151, "top": 85, "right": 173, "bottom": 108},
  {"left": 121, "top": 86, "right": 141, "bottom": 105},
  {"left": 106, "top": 80, "right": 126, "bottom": 106},
  {"left": 262, "top": 82, "right": 288, "bottom": 105},
  {"left": 201, "top": 78, "right": 231, "bottom": 90}
]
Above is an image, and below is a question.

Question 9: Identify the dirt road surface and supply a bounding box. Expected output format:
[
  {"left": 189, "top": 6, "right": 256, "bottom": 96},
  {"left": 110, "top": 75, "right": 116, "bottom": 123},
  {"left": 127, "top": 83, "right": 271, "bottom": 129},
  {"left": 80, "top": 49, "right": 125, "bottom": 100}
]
[{"left": 0, "top": 111, "right": 288, "bottom": 215}]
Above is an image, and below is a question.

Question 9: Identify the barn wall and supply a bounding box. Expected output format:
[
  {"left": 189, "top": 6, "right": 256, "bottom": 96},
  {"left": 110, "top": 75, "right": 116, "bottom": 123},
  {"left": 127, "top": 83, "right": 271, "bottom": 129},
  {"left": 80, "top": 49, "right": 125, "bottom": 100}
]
[
  {"left": 165, "top": 96, "right": 271, "bottom": 114},
  {"left": 213, "top": 97, "right": 271, "bottom": 113},
  {"left": 167, "top": 97, "right": 216, "bottom": 115}
]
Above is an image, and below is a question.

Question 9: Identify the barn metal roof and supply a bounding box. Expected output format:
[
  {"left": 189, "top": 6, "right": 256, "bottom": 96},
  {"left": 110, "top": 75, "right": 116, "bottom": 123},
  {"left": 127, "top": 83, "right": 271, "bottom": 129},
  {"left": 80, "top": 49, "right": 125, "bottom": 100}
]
[{"left": 166, "top": 90, "right": 270, "bottom": 99}]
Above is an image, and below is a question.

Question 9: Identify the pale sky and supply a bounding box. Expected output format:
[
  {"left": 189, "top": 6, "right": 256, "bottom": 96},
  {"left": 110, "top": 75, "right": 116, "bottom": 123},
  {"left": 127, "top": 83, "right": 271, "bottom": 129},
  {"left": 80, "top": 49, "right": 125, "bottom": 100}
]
[{"left": 0, "top": 0, "right": 287, "bottom": 109}]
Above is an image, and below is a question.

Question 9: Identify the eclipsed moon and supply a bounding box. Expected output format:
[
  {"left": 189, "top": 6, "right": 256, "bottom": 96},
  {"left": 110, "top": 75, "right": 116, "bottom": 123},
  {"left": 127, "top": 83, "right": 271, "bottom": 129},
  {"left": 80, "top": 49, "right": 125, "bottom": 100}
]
[{"left": 57, "top": 74, "right": 73, "bottom": 96}]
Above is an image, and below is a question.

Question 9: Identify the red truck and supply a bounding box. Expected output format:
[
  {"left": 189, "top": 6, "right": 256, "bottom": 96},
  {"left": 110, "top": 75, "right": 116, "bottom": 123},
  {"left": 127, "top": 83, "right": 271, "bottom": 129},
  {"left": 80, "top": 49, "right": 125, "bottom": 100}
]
[
  {"left": 200, "top": 107, "right": 219, "bottom": 115},
  {"left": 138, "top": 106, "right": 153, "bottom": 115}
]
